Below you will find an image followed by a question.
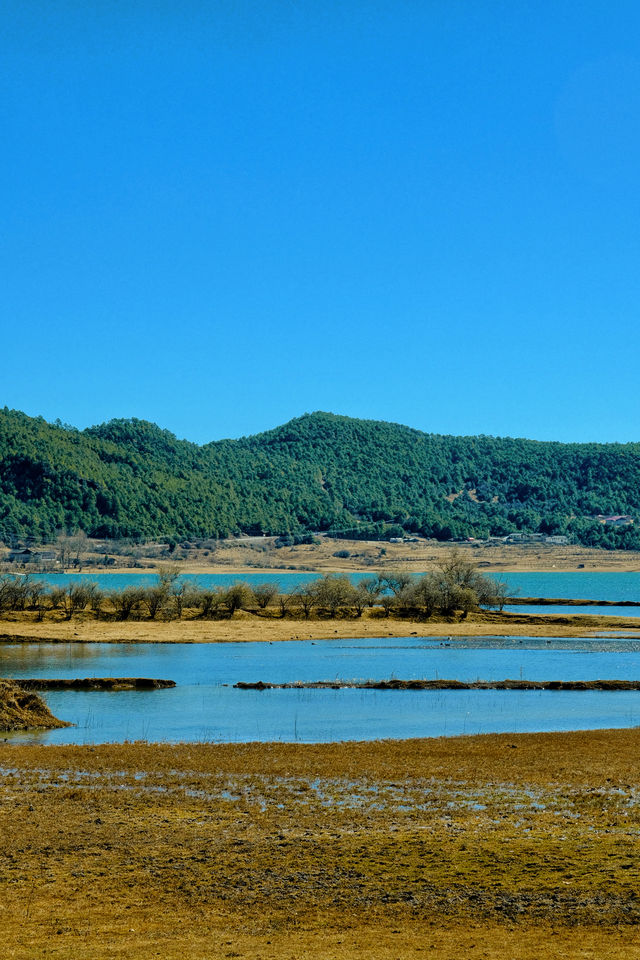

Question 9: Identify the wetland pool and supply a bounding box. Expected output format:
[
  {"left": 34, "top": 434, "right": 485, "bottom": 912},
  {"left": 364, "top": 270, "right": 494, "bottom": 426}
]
[{"left": 4, "top": 636, "right": 640, "bottom": 744}]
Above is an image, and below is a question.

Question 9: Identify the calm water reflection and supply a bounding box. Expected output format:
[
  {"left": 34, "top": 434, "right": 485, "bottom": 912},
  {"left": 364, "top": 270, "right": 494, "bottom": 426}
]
[{"left": 4, "top": 636, "right": 640, "bottom": 745}]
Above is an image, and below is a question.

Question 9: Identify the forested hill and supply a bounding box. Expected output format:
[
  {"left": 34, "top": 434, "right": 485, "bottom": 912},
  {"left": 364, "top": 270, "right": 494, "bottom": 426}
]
[{"left": 1, "top": 407, "right": 640, "bottom": 548}]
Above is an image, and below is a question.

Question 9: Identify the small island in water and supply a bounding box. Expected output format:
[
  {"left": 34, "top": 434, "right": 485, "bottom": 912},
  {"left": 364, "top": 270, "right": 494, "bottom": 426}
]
[{"left": 0, "top": 679, "right": 70, "bottom": 730}]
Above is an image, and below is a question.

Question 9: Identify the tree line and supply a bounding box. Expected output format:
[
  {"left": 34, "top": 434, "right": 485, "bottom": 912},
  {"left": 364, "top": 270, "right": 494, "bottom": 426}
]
[{"left": 0, "top": 559, "right": 510, "bottom": 623}]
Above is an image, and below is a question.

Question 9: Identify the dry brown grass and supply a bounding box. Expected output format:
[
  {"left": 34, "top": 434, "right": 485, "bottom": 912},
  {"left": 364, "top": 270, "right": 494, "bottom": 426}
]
[
  {"left": 2, "top": 732, "right": 640, "bottom": 957},
  {"left": 0, "top": 606, "right": 638, "bottom": 644},
  {"left": 121, "top": 536, "right": 640, "bottom": 575},
  {"left": 0, "top": 680, "right": 69, "bottom": 730},
  {"left": 234, "top": 537, "right": 640, "bottom": 574},
  {"left": 8, "top": 537, "right": 640, "bottom": 578}
]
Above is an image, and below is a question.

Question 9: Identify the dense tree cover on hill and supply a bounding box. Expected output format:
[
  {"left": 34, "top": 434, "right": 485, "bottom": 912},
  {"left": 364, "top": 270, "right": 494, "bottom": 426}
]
[{"left": 1, "top": 407, "right": 640, "bottom": 548}]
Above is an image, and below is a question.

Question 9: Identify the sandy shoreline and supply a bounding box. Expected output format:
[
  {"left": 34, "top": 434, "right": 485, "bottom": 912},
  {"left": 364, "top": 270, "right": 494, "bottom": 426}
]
[{"left": 54, "top": 556, "right": 640, "bottom": 575}]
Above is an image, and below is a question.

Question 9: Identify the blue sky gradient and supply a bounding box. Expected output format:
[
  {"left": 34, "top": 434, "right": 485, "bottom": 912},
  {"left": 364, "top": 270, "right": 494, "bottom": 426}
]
[{"left": 2, "top": 2, "right": 639, "bottom": 443}]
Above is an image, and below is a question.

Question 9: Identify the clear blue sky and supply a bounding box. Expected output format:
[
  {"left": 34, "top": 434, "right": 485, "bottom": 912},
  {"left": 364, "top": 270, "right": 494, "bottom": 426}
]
[{"left": 2, "top": 1, "right": 640, "bottom": 444}]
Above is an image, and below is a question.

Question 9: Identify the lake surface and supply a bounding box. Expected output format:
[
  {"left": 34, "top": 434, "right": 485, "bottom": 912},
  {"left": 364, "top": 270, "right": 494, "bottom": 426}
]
[
  {"left": 502, "top": 603, "right": 640, "bottom": 617},
  {"left": 5, "top": 636, "right": 640, "bottom": 745},
  {"left": 498, "top": 571, "right": 640, "bottom": 599},
  {"left": 30, "top": 569, "right": 640, "bottom": 599},
  {"left": 30, "top": 571, "right": 321, "bottom": 591}
]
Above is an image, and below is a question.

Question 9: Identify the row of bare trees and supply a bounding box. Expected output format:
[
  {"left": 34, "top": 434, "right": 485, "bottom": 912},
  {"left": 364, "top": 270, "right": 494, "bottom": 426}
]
[{"left": 0, "top": 557, "right": 510, "bottom": 622}]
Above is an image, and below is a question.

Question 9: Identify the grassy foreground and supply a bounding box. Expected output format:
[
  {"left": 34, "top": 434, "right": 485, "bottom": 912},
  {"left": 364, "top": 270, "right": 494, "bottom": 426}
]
[{"left": 2, "top": 731, "right": 640, "bottom": 958}]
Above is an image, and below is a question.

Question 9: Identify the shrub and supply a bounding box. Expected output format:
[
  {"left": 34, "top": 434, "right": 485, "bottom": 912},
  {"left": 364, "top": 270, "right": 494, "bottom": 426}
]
[{"left": 252, "top": 583, "right": 279, "bottom": 610}]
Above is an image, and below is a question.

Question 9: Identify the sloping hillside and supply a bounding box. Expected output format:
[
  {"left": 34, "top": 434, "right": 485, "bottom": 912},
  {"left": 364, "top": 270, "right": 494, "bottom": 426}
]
[{"left": 1, "top": 407, "right": 639, "bottom": 548}]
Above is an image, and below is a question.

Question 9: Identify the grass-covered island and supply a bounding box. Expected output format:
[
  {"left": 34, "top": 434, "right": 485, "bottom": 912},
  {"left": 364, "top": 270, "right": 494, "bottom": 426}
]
[
  {"left": 1, "top": 554, "right": 639, "bottom": 645},
  {"left": 0, "top": 679, "right": 69, "bottom": 730}
]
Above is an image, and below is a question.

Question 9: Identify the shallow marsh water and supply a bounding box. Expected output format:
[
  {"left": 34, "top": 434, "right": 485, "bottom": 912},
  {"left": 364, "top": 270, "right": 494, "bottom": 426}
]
[{"left": 4, "top": 636, "right": 640, "bottom": 744}]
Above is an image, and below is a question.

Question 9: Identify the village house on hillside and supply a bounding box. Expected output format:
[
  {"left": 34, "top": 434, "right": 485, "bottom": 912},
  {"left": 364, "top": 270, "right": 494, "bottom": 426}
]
[{"left": 596, "top": 515, "right": 635, "bottom": 527}]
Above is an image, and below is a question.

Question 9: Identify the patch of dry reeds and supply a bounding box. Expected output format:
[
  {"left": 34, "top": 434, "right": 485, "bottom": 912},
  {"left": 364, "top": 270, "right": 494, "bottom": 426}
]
[{"left": 0, "top": 679, "right": 69, "bottom": 730}]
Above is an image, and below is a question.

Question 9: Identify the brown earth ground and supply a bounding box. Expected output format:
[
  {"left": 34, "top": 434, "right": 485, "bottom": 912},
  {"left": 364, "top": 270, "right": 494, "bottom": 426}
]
[
  {"left": 2, "top": 731, "right": 640, "bottom": 959},
  {"left": 0, "top": 607, "right": 639, "bottom": 643}
]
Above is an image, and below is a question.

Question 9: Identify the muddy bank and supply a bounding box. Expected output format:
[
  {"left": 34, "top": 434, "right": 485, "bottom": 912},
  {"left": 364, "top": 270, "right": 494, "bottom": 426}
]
[
  {"left": 3, "top": 730, "right": 640, "bottom": 960},
  {"left": 16, "top": 677, "right": 176, "bottom": 691},
  {"left": 235, "top": 678, "right": 640, "bottom": 691},
  {"left": 0, "top": 678, "right": 70, "bottom": 729}
]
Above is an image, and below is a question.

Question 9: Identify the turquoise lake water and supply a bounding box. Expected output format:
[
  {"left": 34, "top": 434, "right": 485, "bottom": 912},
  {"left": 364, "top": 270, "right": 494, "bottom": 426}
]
[
  {"left": 29, "top": 568, "right": 640, "bottom": 600},
  {"left": 498, "top": 571, "right": 640, "bottom": 617},
  {"left": 5, "top": 636, "right": 640, "bottom": 745}
]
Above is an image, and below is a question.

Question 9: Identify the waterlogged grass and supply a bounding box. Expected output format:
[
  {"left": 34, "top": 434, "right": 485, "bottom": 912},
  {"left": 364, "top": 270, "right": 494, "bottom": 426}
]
[{"left": 1, "top": 732, "right": 640, "bottom": 957}]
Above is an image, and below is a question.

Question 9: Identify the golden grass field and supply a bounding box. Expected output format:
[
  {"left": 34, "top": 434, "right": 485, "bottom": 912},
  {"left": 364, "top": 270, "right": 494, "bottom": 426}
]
[
  {"left": 2, "top": 731, "right": 640, "bottom": 959},
  {"left": 0, "top": 606, "right": 639, "bottom": 645}
]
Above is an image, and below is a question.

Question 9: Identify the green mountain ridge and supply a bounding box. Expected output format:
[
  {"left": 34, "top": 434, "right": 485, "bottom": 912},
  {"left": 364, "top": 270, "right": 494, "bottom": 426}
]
[{"left": 1, "top": 407, "right": 639, "bottom": 548}]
